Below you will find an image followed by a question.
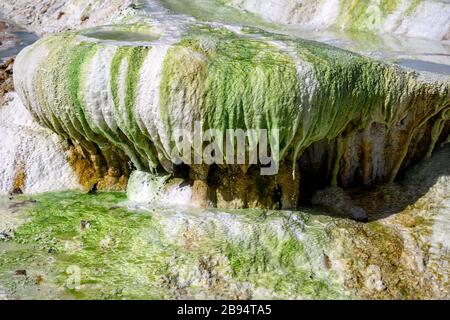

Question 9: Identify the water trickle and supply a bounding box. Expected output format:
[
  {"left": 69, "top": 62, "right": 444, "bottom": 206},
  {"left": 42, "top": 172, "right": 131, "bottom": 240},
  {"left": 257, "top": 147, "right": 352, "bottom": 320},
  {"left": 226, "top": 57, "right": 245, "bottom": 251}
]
[{"left": 79, "top": 25, "right": 160, "bottom": 45}]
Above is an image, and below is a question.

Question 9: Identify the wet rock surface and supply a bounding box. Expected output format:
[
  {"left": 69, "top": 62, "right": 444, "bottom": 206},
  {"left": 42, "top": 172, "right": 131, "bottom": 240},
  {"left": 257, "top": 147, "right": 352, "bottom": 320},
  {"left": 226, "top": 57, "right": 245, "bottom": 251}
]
[
  {"left": 0, "top": 0, "right": 448, "bottom": 300},
  {"left": 0, "top": 17, "right": 37, "bottom": 63},
  {"left": 2, "top": 0, "right": 450, "bottom": 202},
  {"left": 0, "top": 57, "right": 14, "bottom": 106}
]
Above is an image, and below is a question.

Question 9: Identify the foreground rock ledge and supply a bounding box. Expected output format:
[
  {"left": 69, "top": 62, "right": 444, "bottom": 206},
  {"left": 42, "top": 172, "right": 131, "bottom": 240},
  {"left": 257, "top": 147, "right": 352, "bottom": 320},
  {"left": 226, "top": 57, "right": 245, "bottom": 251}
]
[{"left": 14, "top": 24, "right": 450, "bottom": 210}]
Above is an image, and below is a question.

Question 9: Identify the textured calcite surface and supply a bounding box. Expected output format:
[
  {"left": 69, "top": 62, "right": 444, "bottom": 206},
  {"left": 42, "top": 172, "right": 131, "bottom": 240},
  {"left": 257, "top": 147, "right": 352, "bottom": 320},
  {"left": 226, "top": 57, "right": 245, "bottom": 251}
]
[
  {"left": 1, "top": 0, "right": 449, "bottom": 205},
  {"left": 0, "top": 0, "right": 449, "bottom": 301}
]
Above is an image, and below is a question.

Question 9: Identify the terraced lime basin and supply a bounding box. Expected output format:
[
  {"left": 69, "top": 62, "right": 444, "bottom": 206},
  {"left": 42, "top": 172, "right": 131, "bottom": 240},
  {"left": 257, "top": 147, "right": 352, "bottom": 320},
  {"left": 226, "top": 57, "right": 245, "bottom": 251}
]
[
  {"left": 79, "top": 25, "right": 160, "bottom": 44},
  {"left": 13, "top": 23, "right": 450, "bottom": 194}
]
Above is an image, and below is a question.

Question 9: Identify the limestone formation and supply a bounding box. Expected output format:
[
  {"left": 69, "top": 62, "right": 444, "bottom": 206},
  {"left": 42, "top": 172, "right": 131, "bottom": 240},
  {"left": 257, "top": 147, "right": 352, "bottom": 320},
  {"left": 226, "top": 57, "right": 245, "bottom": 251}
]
[
  {"left": 0, "top": 0, "right": 449, "bottom": 301},
  {"left": 13, "top": 23, "right": 450, "bottom": 208},
  {"left": 0, "top": 146, "right": 449, "bottom": 299}
]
